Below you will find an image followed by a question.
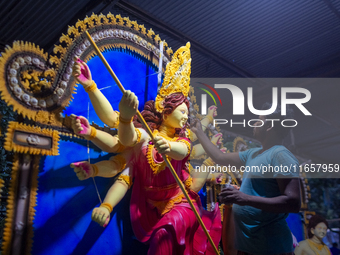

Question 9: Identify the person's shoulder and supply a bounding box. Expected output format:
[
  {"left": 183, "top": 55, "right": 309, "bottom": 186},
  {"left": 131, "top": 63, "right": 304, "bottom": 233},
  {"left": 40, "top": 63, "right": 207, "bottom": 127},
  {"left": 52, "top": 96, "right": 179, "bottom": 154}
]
[
  {"left": 296, "top": 240, "right": 309, "bottom": 251},
  {"left": 271, "top": 145, "right": 290, "bottom": 153},
  {"left": 298, "top": 240, "right": 308, "bottom": 246},
  {"left": 245, "top": 147, "right": 262, "bottom": 154},
  {"left": 239, "top": 147, "right": 261, "bottom": 156},
  {"left": 272, "top": 145, "right": 298, "bottom": 160},
  {"left": 238, "top": 147, "right": 261, "bottom": 163}
]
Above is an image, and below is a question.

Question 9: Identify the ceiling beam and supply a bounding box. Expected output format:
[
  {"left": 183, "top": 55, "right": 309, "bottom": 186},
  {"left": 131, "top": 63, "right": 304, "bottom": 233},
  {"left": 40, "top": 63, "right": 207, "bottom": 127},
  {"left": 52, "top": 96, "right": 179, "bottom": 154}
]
[
  {"left": 323, "top": 0, "right": 340, "bottom": 21},
  {"left": 116, "top": 0, "right": 255, "bottom": 78}
]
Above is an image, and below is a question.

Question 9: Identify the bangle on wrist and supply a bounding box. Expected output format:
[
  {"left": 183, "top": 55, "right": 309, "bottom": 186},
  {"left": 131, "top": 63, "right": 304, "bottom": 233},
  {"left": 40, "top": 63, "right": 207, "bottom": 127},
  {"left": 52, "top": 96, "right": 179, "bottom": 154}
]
[
  {"left": 100, "top": 202, "right": 113, "bottom": 213},
  {"left": 204, "top": 115, "right": 213, "bottom": 123},
  {"left": 85, "top": 80, "right": 97, "bottom": 93},
  {"left": 119, "top": 115, "right": 133, "bottom": 124},
  {"left": 203, "top": 157, "right": 215, "bottom": 167},
  {"left": 88, "top": 126, "right": 97, "bottom": 140},
  {"left": 91, "top": 164, "right": 99, "bottom": 177}
]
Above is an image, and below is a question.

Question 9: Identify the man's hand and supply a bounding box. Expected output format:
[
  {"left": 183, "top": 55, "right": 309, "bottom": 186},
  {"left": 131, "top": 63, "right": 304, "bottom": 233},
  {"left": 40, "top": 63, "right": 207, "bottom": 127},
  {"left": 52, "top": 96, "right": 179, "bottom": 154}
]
[
  {"left": 219, "top": 187, "right": 248, "bottom": 206},
  {"left": 92, "top": 207, "right": 110, "bottom": 227},
  {"left": 191, "top": 118, "right": 204, "bottom": 135},
  {"left": 72, "top": 57, "right": 92, "bottom": 88},
  {"left": 119, "top": 90, "right": 138, "bottom": 120},
  {"left": 207, "top": 173, "right": 223, "bottom": 184},
  {"left": 70, "top": 161, "right": 93, "bottom": 180}
]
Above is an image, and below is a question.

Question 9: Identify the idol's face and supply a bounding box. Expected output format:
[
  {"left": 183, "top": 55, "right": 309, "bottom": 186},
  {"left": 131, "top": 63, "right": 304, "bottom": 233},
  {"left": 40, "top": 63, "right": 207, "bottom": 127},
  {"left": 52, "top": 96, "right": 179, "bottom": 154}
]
[
  {"left": 312, "top": 222, "right": 327, "bottom": 240},
  {"left": 163, "top": 102, "right": 188, "bottom": 129}
]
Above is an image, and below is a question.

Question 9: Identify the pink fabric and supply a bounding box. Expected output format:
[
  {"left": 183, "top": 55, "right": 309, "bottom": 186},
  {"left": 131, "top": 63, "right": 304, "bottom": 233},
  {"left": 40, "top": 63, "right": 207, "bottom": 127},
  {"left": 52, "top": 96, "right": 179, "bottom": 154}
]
[
  {"left": 130, "top": 138, "right": 221, "bottom": 255},
  {"left": 148, "top": 228, "right": 174, "bottom": 255},
  {"left": 237, "top": 252, "right": 294, "bottom": 255},
  {"left": 193, "top": 203, "right": 222, "bottom": 255}
]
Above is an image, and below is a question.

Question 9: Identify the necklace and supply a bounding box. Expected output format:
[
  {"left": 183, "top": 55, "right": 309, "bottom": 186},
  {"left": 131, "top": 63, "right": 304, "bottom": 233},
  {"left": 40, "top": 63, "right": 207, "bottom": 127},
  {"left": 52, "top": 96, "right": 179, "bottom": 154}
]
[
  {"left": 307, "top": 239, "right": 329, "bottom": 255},
  {"left": 153, "top": 129, "right": 178, "bottom": 142},
  {"left": 147, "top": 129, "right": 177, "bottom": 175}
]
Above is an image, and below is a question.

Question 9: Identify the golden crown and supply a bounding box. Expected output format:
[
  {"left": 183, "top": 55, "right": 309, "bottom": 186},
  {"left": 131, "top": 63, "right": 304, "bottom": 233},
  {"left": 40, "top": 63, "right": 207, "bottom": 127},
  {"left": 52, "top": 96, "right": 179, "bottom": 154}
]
[{"left": 155, "top": 42, "right": 191, "bottom": 112}]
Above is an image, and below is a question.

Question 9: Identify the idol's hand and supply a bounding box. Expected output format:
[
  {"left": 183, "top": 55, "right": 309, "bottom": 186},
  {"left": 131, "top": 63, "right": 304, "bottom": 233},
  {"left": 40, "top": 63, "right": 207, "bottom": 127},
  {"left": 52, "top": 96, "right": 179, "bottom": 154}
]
[
  {"left": 208, "top": 173, "right": 223, "bottom": 184},
  {"left": 211, "top": 133, "right": 223, "bottom": 145},
  {"left": 207, "top": 105, "right": 217, "bottom": 119},
  {"left": 70, "top": 114, "right": 91, "bottom": 138},
  {"left": 92, "top": 207, "right": 110, "bottom": 227},
  {"left": 70, "top": 161, "right": 93, "bottom": 180},
  {"left": 292, "top": 233, "right": 299, "bottom": 248},
  {"left": 119, "top": 90, "right": 138, "bottom": 120},
  {"left": 154, "top": 135, "right": 171, "bottom": 154},
  {"left": 72, "top": 57, "right": 92, "bottom": 88}
]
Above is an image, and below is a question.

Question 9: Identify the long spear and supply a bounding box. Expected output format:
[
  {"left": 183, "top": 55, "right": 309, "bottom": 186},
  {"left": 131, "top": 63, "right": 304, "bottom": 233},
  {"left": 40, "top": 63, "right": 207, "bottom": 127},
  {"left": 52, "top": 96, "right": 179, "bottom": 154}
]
[{"left": 85, "top": 31, "right": 219, "bottom": 255}]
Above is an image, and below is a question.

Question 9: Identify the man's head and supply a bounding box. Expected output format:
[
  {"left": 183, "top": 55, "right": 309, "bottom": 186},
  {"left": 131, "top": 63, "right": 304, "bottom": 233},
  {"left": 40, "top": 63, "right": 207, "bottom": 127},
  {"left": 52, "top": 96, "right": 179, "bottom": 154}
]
[
  {"left": 308, "top": 215, "right": 328, "bottom": 240},
  {"left": 253, "top": 102, "right": 294, "bottom": 142}
]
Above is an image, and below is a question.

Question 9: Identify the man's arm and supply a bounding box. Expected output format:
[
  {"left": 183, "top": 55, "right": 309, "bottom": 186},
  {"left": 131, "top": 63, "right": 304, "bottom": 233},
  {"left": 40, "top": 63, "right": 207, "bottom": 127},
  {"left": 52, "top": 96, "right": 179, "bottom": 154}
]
[
  {"left": 220, "top": 178, "right": 301, "bottom": 213},
  {"left": 190, "top": 106, "right": 217, "bottom": 141},
  {"left": 192, "top": 121, "right": 243, "bottom": 168}
]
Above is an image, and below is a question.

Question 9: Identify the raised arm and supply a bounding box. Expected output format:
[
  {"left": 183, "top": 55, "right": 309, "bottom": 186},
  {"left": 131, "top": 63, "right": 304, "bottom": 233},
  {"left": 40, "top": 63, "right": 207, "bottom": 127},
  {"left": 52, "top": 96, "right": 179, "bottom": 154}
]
[
  {"left": 192, "top": 119, "right": 243, "bottom": 169},
  {"left": 70, "top": 114, "right": 124, "bottom": 153},
  {"left": 191, "top": 133, "right": 223, "bottom": 159},
  {"left": 72, "top": 58, "right": 119, "bottom": 128},
  {"left": 117, "top": 90, "right": 139, "bottom": 146}
]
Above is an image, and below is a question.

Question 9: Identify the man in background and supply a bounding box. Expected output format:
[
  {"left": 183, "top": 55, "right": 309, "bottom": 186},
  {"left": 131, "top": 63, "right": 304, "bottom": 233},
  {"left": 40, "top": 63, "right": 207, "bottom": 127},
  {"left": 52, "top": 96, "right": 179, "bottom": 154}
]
[{"left": 192, "top": 104, "right": 301, "bottom": 255}]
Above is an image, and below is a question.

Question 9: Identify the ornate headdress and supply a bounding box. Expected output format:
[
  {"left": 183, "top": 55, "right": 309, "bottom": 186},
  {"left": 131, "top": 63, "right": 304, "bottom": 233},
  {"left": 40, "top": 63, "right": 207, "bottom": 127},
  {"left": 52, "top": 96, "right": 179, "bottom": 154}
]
[{"left": 155, "top": 42, "right": 191, "bottom": 112}]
